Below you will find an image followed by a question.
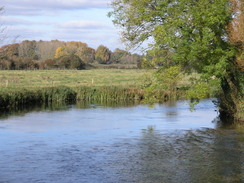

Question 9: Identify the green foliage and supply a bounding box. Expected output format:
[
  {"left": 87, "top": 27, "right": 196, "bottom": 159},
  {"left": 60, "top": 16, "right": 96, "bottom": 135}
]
[
  {"left": 142, "top": 48, "right": 174, "bottom": 69},
  {"left": 142, "top": 66, "right": 182, "bottom": 103},
  {"left": 0, "top": 86, "right": 143, "bottom": 109},
  {"left": 74, "top": 86, "right": 143, "bottom": 102},
  {"left": 110, "top": 0, "right": 243, "bottom": 121},
  {"left": 186, "top": 83, "right": 210, "bottom": 102},
  {"left": 95, "top": 45, "right": 111, "bottom": 64},
  {"left": 0, "top": 86, "right": 76, "bottom": 108},
  {"left": 110, "top": 0, "right": 234, "bottom": 77},
  {"left": 57, "top": 55, "right": 86, "bottom": 70},
  {"left": 110, "top": 48, "right": 142, "bottom": 66}
]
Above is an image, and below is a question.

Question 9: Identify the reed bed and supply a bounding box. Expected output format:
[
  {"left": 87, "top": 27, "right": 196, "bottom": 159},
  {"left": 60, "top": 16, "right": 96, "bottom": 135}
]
[
  {"left": 0, "top": 86, "right": 144, "bottom": 109},
  {"left": 0, "top": 86, "right": 76, "bottom": 108},
  {"left": 74, "top": 86, "right": 144, "bottom": 102}
]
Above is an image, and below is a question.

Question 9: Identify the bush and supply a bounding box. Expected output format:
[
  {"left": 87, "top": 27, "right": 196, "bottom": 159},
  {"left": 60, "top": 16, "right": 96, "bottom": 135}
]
[{"left": 57, "top": 55, "right": 86, "bottom": 69}]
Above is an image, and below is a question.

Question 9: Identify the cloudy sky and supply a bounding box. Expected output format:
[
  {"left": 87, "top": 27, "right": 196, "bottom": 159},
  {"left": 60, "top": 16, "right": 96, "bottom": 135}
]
[{"left": 0, "top": 0, "right": 124, "bottom": 51}]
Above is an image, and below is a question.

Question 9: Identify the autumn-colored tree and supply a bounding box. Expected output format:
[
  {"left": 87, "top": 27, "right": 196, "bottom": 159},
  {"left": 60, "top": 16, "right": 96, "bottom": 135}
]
[
  {"left": 0, "top": 44, "right": 19, "bottom": 60},
  {"left": 55, "top": 46, "right": 66, "bottom": 58},
  {"left": 54, "top": 41, "right": 95, "bottom": 63},
  {"left": 0, "top": 59, "right": 12, "bottom": 70},
  {"left": 228, "top": 0, "right": 244, "bottom": 69},
  {"left": 36, "top": 40, "right": 65, "bottom": 60},
  {"left": 43, "top": 59, "right": 56, "bottom": 69},
  {"left": 76, "top": 46, "right": 95, "bottom": 63}
]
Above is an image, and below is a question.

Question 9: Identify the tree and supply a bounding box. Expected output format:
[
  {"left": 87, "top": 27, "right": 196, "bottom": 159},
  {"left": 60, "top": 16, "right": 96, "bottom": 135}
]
[
  {"left": 110, "top": 48, "right": 128, "bottom": 63},
  {"left": 43, "top": 59, "right": 56, "bottom": 69},
  {"left": 18, "top": 40, "right": 38, "bottom": 60},
  {"left": 0, "top": 44, "right": 19, "bottom": 60},
  {"left": 74, "top": 43, "right": 95, "bottom": 63},
  {"left": 55, "top": 46, "right": 66, "bottom": 58},
  {"left": 54, "top": 41, "right": 95, "bottom": 63},
  {"left": 95, "top": 45, "right": 111, "bottom": 64},
  {"left": 57, "top": 55, "right": 86, "bottom": 70},
  {"left": 36, "top": 40, "right": 65, "bottom": 60},
  {"left": 109, "top": 0, "right": 243, "bottom": 121}
]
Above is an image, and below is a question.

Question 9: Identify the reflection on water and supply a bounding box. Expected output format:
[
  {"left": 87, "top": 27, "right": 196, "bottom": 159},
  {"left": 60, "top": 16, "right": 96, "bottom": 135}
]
[
  {"left": 0, "top": 99, "right": 243, "bottom": 183},
  {"left": 0, "top": 100, "right": 139, "bottom": 120}
]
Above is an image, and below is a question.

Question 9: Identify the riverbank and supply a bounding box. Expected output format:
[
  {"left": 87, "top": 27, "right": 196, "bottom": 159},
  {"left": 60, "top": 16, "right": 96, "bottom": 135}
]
[
  {"left": 0, "top": 69, "right": 147, "bottom": 108},
  {"left": 0, "top": 69, "right": 219, "bottom": 110},
  {"left": 0, "top": 86, "right": 144, "bottom": 109}
]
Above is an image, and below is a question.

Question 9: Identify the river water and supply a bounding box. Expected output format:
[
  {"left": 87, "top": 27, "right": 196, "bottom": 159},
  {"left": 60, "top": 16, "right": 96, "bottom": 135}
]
[{"left": 0, "top": 99, "right": 243, "bottom": 183}]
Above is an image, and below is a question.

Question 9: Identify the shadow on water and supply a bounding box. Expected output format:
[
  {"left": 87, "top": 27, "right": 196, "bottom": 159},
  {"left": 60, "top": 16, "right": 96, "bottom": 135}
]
[{"left": 0, "top": 100, "right": 139, "bottom": 119}]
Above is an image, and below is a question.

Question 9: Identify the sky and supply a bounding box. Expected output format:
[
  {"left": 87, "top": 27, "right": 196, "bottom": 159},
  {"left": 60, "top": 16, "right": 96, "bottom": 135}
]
[{"left": 0, "top": 0, "right": 124, "bottom": 51}]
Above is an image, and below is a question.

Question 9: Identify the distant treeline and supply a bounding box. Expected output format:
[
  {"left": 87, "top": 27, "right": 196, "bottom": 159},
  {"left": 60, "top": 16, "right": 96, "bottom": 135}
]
[{"left": 0, "top": 40, "right": 143, "bottom": 70}]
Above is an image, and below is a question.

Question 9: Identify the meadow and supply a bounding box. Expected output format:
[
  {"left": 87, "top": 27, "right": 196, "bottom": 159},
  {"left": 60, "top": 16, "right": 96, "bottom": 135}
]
[{"left": 0, "top": 69, "right": 148, "bottom": 88}]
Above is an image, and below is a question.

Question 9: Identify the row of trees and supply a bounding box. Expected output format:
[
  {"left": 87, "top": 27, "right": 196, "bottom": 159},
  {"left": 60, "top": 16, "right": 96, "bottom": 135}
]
[{"left": 0, "top": 40, "right": 143, "bottom": 70}]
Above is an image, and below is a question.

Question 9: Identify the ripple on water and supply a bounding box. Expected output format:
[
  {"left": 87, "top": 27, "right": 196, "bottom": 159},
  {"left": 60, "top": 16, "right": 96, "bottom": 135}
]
[{"left": 0, "top": 100, "right": 243, "bottom": 183}]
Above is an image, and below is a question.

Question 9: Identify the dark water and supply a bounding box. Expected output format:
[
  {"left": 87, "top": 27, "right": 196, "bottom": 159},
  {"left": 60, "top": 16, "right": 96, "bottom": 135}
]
[{"left": 0, "top": 99, "right": 243, "bottom": 183}]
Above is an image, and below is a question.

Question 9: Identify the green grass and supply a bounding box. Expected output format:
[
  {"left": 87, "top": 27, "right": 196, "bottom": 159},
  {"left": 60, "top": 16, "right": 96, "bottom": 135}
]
[
  {"left": 0, "top": 69, "right": 149, "bottom": 88},
  {"left": 0, "top": 69, "right": 222, "bottom": 110},
  {"left": 0, "top": 69, "right": 150, "bottom": 108}
]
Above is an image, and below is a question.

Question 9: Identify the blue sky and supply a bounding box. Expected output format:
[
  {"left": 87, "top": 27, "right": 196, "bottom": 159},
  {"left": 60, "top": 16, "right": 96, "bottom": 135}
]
[{"left": 1, "top": 0, "right": 124, "bottom": 51}]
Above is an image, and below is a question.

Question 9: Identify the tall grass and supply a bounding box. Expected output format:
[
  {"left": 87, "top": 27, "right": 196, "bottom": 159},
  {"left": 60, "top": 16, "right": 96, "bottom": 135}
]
[
  {"left": 0, "top": 86, "right": 76, "bottom": 108},
  {"left": 74, "top": 86, "right": 144, "bottom": 102},
  {"left": 0, "top": 86, "right": 144, "bottom": 109}
]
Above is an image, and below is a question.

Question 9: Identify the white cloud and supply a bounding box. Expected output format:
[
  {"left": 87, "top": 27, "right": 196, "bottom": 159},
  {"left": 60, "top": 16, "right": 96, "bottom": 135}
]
[
  {"left": 1, "top": 16, "right": 32, "bottom": 25},
  {"left": 0, "top": 0, "right": 125, "bottom": 51},
  {"left": 52, "top": 28, "right": 122, "bottom": 50},
  {"left": 2, "top": 0, "right": 111, "bottom": 16},
  {"left": 59, "top": 20, "right": 108, "bottom": 29}
]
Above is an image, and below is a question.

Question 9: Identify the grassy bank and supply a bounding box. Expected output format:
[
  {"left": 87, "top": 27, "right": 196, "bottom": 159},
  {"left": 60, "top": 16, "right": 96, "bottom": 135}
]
[
  {"left": 0, "top": 69, "right": 147, "bottom": 108},
  {"left": 0, "top": 86, "right": 144, "bottom": 109},
  {"left": 0, "top": 69, "right": 220, "bottom": 109}
]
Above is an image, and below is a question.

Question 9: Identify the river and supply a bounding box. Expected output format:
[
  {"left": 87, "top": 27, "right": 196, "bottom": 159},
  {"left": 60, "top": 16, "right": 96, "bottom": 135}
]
[{"left": 0, "top": 99, "right": 243, "bottom": 183}]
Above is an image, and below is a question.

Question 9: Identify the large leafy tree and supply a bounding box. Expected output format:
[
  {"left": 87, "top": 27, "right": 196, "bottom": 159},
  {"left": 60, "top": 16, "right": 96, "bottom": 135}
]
[
  {"left": 109, "top": 0, "right": 243, "bottom": 121},
  {"left": 54, "top": 41, "right": 95, "bottom": 63}
]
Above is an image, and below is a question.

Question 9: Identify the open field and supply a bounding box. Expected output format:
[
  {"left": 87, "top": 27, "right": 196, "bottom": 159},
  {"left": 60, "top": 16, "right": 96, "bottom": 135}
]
[{"left": 0, "top": 69, "right": 150, "bottom": 89}]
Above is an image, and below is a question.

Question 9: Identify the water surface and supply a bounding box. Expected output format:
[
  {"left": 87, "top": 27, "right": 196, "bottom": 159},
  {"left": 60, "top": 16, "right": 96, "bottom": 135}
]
[{"left": 0, "top": 99, "right": 243, "bottom": 183}]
